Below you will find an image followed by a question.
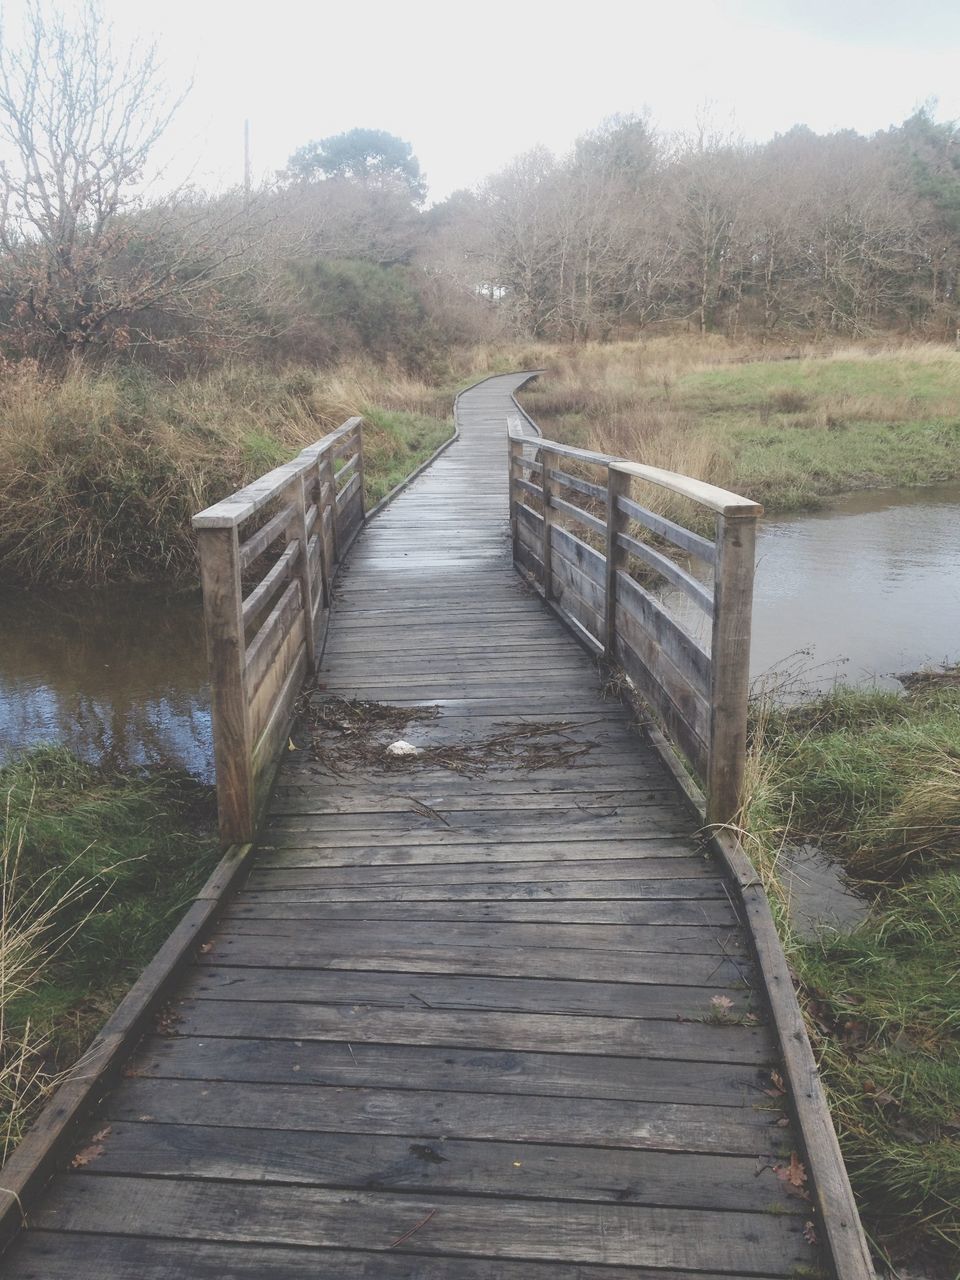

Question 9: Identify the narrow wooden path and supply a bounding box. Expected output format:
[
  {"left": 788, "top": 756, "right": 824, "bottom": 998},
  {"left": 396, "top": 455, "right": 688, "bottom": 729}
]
[{"left": 6, "top": 375, "right": 820, "bottom": 1278}]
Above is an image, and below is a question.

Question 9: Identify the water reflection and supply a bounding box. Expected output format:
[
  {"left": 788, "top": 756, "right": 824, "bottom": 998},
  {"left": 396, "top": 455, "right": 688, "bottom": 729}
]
[
  {"left": 661, "top": 483, "right": 960, "bottom": 692},
  {"left": 0, "top": 585, "right": 212, "bottom": 779},
  {"left": 1, "top": 483, "right": 958, "bottom": 780}
]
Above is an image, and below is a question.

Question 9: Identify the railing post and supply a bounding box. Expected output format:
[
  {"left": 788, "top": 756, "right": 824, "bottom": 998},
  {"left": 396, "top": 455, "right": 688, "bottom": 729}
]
[
  {"left": 309, "top": 458, "right": 331, "bottom": 609},
  {"left": 321, "top": 450, "right": 340, "bottom": 570},
  {"left": 540, "top": 447, "right": 555, "bottom": 597},
  {"left": 196, "top": 525, "right": 256, "bottom": 846},
  {"left": 355, "top": 420, "right": 366, "bottom": 520},
  {"left": 286, "top": 474, "right": 318, "bottom": 673},
  {"left": 707, "top": 511, "right": 758, "bottom": 828},
  {"left": 604, "top": 464, "right": 631, "bottom": 660},
  {"left": 508, "top": 435, "right": 522, "bottom": 565}
]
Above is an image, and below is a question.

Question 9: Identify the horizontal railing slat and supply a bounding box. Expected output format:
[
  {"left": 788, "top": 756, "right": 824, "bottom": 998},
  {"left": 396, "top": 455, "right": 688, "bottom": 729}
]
[
  {"left": 550, "top": 524, "right": 606, "bottom": 588},
  {"left": 239, "top": 502, "right": 297, "bottom": 571},
  {"left": 549, "top": 493, "right": 606, "bottom": 537},
  {"left": 336, "top": 471, "right": 362, "bottom": 505},
  {"left": 617, "top": 531, "right": 714, "bottom": 614},
  {"left": 548, "top": 466, "right": 607, "bottom": 503},
  {"left": 618, "top": 495, "right": 716, "bottom": 566},
  {"left": 244, "top": 578, "right": 302, "bottom": 702},
  {"left": 616, "top": 570, "right": 711, "bottom": 695},
  {"left": 241, "top": 540, "right": 299, "bottom": 631}
]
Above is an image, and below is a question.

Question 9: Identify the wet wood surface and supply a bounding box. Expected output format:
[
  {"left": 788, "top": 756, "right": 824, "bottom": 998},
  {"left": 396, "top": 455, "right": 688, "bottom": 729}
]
[{"left": 5, "top": 374, "right": 822, "bottom": 1278}]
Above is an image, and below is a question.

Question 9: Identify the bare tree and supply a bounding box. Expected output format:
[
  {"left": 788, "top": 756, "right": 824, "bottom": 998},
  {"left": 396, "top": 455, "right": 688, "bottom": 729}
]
[{"left": 0, "top": 2, "right": 269, "bottom": 360}]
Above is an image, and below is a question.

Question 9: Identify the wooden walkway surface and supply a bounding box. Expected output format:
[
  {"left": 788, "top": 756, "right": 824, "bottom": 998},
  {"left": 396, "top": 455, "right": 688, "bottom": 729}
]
[{"left": 5, "top": 374, "right": 821, "bottom": 1278}]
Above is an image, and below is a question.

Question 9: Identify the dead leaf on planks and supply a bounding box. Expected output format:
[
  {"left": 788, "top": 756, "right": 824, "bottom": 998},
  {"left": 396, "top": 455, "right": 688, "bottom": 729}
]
[{"left": 71, "top": 1126, "right": 111, "bottom": 1168}]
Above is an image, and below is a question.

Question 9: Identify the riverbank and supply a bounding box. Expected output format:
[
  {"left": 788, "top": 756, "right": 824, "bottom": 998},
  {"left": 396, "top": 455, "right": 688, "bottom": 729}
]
[
  {"left": 0, "top": 360, "right": 456, "bottom": 583},
  {"left": 3, "top": 339, "right": 959, "bottom": 584},
  {"left": 742, "top": 675, "right": 960, "bottom": 1273},
  {"left": 518, "top": 337, "right": 960, "bottom": 522},
  {"left": 0, "top": 748, "right": 218, "bottom": 1155}
]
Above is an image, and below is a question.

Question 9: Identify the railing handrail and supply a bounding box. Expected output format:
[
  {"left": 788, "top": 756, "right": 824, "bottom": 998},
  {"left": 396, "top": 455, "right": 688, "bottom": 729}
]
[
  {"left": 194, "top": 416, "right": 366, "bottom": 846},
  {"left": 507, "top": 411, "right": 762, "bottom": 826},
  {"left": 193, "top": 418, "right": 362, "bottom": 531},
  {"left": 507, "top": 416, "right": 761, "bottom": 516}
]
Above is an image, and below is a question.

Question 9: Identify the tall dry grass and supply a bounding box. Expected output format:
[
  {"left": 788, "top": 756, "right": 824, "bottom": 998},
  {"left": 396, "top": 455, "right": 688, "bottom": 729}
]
[{"left": 0, "top": 358, "right": 457, "bottom": 582}]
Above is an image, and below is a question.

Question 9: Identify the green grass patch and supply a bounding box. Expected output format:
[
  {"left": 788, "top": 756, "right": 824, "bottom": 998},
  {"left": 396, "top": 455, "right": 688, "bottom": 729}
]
[
  {"left": 524, "top": 342, "right": 960, "bottom": 517},
  {"left": 360, "top": 407, "right": 454, "bottom": 505},
  {"left": 0, "top": 747, "right": 218, "bottom": 1151},
  {"left": 744, "top": 680, "right": 960, "bottom": 1267}
]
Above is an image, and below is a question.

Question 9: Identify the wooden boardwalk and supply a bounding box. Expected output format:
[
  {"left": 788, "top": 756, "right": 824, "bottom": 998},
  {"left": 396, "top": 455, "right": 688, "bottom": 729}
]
[{"left": 6, "top": 375, "right": 823, "bottom": 1278}]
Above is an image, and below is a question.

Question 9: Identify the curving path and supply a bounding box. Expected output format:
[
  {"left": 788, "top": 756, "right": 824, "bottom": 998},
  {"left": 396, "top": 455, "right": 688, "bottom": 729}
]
[{"left": 6, "top": 375, "right": 822, "bottom": 1278}]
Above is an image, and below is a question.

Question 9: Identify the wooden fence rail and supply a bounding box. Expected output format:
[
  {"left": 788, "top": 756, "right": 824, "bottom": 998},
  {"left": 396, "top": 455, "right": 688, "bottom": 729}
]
[
  {"left": 193, "top": 417, "right": 365, "bottom": 844},
  {"left": 507, "top": 415, "right": 762, "bottom": 826}
]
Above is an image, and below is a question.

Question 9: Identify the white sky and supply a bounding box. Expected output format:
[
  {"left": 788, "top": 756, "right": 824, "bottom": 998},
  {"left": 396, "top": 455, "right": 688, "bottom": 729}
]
[{"left": 4, "top": 0, "right": 960, "bottom": 201}]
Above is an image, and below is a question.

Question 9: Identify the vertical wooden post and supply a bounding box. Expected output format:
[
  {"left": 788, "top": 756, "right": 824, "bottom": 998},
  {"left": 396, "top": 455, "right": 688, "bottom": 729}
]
[
  {"left": 321, "top": 449, "right": 340, "bottom": 570},
  {"left": 604, "top": 465, "right": 631, "bottom": 660},
  {"left": 707, "top": 511, "right": 758, "bottom": 828},
  {"left": 508, "top": 436, "right": 522, "bottom": 566},
  {"left": 197, "top": 525, "right": 256, "bottom": 847},
  {"left": 308, "top": 458, "right": 331, "bottom": 609},
  {"left": 355, "top": 421, "right": 366, "bottom": 520},
  {"left": 540, "top": 447, "right": 555, "bottom": 597},
  {"left": 286, "top": 473, "right": 318, "bottom": 673}
]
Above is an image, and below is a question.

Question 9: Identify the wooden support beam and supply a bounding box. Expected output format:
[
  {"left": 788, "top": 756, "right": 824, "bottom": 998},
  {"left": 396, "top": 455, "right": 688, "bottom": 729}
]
[
  {"left": 541, "top": 447, "right": 555, "bottom": 598},
  {"left": 197, "top": 525, "right": 256, "bottom": 845},
  {"left": 707, "top": 511, "right": 758, "bottom": 828},
  {"left": 604, "top": 465, "right": 631, "bottom": 660}
]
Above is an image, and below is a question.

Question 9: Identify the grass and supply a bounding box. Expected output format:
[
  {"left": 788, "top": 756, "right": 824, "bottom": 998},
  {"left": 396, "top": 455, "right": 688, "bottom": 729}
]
[
  {"left": 0, "top": 358, "right": 456, "bottom": 583},
  {"left": 0, "top": 748, "right": 218, "bottom": 1151},
  {"left": 740, "top": 679, "right": 960, "bottom": 1270},
  {"left": 516, "top": 336, "right": 960, "bottom": 522}
]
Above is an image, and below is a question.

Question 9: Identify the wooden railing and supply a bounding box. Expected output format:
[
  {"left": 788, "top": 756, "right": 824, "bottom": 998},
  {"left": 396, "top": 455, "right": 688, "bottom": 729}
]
[
  {"left": 507, "top": 414, "right": 762, "bottom": 826},
  {"left": 193, "top": 417, "right": 365, "bottom": 845}
]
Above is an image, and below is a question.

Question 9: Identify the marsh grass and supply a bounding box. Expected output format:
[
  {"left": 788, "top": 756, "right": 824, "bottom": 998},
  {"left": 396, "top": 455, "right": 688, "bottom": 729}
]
[
  {"left": 740, "top": 680, "right": 960, "bottom": 1267},
  {"left": 516, "top": 337, "right": 960, "bottom": 520},
  {"left": 0, "top": 359, "right": 455, "bottom": 582},
  {"left": 0, "top": 748, "right": 218, "bottom": 1149}
]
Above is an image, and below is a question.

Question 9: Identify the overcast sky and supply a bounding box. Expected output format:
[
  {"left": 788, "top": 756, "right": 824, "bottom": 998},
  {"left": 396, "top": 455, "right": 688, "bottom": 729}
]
[{"left": 5, "top": 0, "right": 960, "bottom": 201}]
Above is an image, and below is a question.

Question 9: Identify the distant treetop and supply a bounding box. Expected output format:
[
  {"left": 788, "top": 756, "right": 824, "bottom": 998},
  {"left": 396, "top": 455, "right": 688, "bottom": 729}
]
[{"left": 284, "top": 128, "right": 427, "bottom": 202}]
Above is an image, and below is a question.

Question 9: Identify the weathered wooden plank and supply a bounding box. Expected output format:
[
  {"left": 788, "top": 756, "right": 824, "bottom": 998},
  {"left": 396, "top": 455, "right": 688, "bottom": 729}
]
[
  {"left": 27, "top": 1179, "right": 812, "bottom": 1272},
  {"left": 617, "top": 530, "right": 714, "bottom": 613},
  {"left": 106, "top": 1078, "right": 782, "bottom": 1155},
  {"left": 196, "top": 936, "right": 752, "bottom": 989},
  {"left": 186, "top": 963, "right": 751, "bottom": 1020},
  {"left": 222, "top": 898, "right": 739, "bottom": 927},
  {"left": 549, "top": 491, "right": 607, "bottom": 536},
  {"left": 3, "top": 1233, "right": 790, "bottom": 1280},
  {"left": 72, "top": 1120, "right": 798, "bottom": 1214},
  {"left": 240, "top": 538, "right": 298, "bottom": 631},
  {"left": 132, "top": 1033, "right": 766, "bottom": 1105}
]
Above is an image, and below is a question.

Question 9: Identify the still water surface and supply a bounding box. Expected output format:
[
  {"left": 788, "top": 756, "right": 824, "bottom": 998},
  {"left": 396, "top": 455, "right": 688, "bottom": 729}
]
[
  {"left": 0, "top": 585, "right": 211, "bottom": 778},
  {"left": 0, "top": 483, "right": 958, "bottom": 777}
]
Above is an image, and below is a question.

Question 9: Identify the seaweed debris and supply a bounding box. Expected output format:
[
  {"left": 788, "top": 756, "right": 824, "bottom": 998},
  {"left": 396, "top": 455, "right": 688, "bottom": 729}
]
[{"left": 296, "top": 695, "right": 594, "bottom": 775}]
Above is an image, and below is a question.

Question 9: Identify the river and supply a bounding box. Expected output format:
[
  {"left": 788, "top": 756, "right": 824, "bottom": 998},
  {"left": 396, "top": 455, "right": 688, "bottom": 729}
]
[{"left": 0, "top": 483, "right": 958, "bottom": 779}]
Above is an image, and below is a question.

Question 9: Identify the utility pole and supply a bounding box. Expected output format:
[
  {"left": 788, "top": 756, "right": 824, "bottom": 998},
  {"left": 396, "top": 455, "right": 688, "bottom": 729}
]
[{"left": 243, "top": 118, "right": 251, "bottom": 201}]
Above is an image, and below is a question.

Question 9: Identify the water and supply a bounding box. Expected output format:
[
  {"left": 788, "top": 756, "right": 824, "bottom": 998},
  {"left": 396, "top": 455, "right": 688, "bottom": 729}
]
[
  {"left": 751, "top": 484, "right": 960, "bottom": 690},
  {"left": 661, "top": 483, "right": 960, "bottom": 692},
  {"left": 0, "top": 585, "right": 212, "bottom": 780},
  {"left": 0, "top": 482, "right": 958, "bottom": 782},
  {"left": 779, "top": 843, "right": 871, "bottom": 939}
]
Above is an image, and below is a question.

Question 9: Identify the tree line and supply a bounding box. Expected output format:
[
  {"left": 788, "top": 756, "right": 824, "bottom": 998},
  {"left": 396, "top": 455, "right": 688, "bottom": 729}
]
[
  {"left": 0, "top": 4, "right": 957, "bottom": 377},
  {"left": 456, "top": 111, "right": 960, "bottom": 342}
]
